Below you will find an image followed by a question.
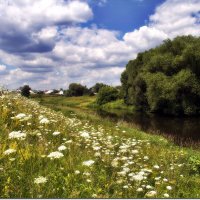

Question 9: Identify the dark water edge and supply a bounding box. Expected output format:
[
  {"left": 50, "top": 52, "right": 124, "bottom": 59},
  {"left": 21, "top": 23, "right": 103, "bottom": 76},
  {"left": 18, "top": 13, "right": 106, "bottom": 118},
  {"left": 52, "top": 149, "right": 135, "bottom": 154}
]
[{"left": 96, "top": 109, "right": 200, "bottom": 147}]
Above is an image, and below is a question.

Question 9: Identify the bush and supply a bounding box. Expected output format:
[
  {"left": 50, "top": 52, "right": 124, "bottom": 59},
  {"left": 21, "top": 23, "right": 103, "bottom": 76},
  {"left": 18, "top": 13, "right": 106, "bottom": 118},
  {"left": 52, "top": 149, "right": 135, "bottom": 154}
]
[
  {"left": 21, "top": 85, "right": 31, "bottom": 98},
  {"left": 65, "top": 83, "right": 92, "bottom": 97},
  {"left": 91, "top": 83, "right": 108, "bottom": 93},
  {"left": 96, "top": 86, "right": 119, "bottom": 105}
]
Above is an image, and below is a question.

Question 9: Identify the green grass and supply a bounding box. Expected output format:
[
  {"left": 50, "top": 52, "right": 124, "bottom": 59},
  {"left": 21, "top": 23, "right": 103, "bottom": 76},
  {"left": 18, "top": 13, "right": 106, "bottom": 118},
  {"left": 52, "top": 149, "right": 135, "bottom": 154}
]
[
  {"left": 1, "top": 94, "right": 200, "bottom": 198},
  {"left": 101, "top": 99, "right": 135, "bottom": 111},
  {"left": 32, "top": 95, "right": 96, "bottom": 109},
  {"left": 32, "top": 95, "right": 135, "bottom": 112}
]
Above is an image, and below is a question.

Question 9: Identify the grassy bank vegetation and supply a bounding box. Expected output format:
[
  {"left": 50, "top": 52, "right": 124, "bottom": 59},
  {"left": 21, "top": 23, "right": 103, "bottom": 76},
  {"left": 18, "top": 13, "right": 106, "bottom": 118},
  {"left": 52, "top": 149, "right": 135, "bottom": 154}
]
[
  {"left": 32, "top": 95, "right": 135, "bottom": 112},
  {"left": 1, "top": 94, "right": 200, "bottom": 198}
]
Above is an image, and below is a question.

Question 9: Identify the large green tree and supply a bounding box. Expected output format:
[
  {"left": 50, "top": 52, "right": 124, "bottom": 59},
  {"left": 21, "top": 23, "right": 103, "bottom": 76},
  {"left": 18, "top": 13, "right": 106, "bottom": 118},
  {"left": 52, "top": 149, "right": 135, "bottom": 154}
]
[{"left": 121, "top": 35, "right": 200, "bottom": 116}]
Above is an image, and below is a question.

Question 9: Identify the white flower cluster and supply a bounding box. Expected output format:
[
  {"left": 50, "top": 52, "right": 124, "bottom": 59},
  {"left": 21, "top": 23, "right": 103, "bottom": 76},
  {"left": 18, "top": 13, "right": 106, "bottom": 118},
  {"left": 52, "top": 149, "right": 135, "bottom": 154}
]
[
  {"left": 80, "top": 131, "right": 90, "bottom": 138},
  {"left": 39, "top": 115, "right": 50, "bottom": 124},
  {"left": 3, "top": 148, "right": 16, "bottom": 155},
  {"left": 34, "top": 176, "right": 47, "bottom": 184},
  {"left": 12, "top": 113, "right": 32, "bottom": 121},
  {"left": 82, "top": 160, "right": 95, "bottom": 167},
  {"left": 47, "top": 151, "right": 64, "bottom": 159},
  {"left": 58, "top": 145, "right": 67, "bottom": 151},
  {"left": 9, "top": 131, "right": 26, "bottom": 140},
  {"left": 15, "top": 113, "right": 26, "bottom": 119},
  {"left": 39, "top": 118, "right": 50, "bottom": 124},
  {"left": 53, "top": 131, "right": 60, "bottom": 136}
]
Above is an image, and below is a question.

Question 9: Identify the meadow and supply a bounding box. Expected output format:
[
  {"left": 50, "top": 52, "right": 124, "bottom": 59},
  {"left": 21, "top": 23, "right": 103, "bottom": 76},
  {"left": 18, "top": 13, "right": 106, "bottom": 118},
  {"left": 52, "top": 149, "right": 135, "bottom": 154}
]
[{"left": 1, "top": 93, "right": 200, "bottom": 198}]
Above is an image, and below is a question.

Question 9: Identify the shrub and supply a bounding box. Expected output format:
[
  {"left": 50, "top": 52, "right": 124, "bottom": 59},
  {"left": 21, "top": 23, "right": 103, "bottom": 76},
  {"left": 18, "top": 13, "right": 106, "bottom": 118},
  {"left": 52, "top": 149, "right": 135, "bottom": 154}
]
[
  {"left": 21, "top": 85, "right": 31, "bottom": 98},
  {"left": 96, "top": 86, "right": 119, "bottom": 105},
  {"left": 65, "top": 83, "right": 92, "bottom": 97}
]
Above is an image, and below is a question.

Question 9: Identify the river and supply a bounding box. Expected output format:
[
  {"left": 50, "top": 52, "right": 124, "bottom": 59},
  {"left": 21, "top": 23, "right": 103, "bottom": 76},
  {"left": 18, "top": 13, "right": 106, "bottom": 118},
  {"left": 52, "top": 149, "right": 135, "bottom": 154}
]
[{"left": 96, "top": 109, "right": 200, "bottom": 147}]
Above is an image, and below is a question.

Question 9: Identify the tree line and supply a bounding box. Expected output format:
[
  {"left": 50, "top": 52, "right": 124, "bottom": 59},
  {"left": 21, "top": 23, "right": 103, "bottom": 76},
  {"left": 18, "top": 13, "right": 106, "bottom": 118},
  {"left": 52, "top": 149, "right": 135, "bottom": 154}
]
[
  {"left": 20, "top": 83, "right": 120, "bottom": 105},
  {"left": 121, "top": 35, "right": 200, "bottom": 116}
]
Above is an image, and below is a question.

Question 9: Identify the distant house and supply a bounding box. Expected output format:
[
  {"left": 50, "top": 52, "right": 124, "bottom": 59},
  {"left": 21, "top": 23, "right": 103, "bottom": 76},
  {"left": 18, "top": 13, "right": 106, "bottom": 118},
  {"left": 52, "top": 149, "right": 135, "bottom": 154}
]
[
  {"left": 30, "top": 90, "right": 36, "bottom": 94},
  {"left": 45, "top": 90, "right": 54, "bottom": 95},
  {"left": 58, "top": 90, "right": 64, "bottom": 95}
]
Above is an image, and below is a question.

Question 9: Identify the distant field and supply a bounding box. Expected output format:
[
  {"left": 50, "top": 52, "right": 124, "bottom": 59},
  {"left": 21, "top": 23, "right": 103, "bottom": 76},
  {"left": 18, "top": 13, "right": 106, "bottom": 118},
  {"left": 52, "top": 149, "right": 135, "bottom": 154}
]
[{"left": 32, "top": 95, "right": 96, "bottom": 109}]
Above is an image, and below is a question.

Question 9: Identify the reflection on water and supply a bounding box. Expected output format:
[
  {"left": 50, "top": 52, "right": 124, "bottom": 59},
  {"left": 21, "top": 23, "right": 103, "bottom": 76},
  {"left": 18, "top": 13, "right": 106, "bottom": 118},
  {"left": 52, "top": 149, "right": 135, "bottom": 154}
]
[{"left": 96, "top": 109, "right": 200, "bottom": 146}]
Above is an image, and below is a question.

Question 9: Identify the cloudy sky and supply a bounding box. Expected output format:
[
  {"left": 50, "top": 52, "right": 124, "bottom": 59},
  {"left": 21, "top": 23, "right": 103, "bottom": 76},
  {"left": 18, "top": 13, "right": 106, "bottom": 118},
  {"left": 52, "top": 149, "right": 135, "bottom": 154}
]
[{"left": 0, "top": 0, "right": 200, "bottom": 90}]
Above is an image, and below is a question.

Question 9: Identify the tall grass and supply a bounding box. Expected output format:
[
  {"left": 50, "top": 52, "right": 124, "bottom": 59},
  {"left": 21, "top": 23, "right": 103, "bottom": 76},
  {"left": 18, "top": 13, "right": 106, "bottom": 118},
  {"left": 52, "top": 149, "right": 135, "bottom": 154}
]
[{"left": 0, "top": 94, "right": 200, "bottom": 198}]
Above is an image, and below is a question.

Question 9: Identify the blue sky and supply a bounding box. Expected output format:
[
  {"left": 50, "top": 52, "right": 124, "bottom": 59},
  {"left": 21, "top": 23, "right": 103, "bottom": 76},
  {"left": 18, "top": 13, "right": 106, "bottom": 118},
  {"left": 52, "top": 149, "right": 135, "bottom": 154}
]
[
  {"left": 0, "top": 0, "right": 199, "bottom": 90},
  {"left": 87, "top": 0, "right": 165, "bottom": 33}
]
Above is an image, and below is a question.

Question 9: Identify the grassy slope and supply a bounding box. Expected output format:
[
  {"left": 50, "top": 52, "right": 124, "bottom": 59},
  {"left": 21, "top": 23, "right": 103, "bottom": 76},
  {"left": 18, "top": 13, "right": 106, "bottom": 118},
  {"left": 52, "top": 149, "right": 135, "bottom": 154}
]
[
  {"left": 1, "top": 94, "right": 200, "bottom": 198},
  {"left": 32, "top": 95, "right": 200, "bottom": 197}
]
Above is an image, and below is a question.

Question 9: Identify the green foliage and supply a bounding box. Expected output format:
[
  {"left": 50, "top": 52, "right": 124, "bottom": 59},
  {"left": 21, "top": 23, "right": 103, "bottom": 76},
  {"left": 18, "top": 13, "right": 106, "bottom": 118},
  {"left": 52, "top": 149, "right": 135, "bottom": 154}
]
[
  {"left": 91, "top": 83, "right": 108, "bottom": 93},
  {"left": 21, "top": 85, "right": 31, "bottom": 98},
  {"left": 96, "top": 86, "right": 119, "bottom": 105},
  {"left": 189, "top": 156, "right": 200, "bottom": 175},
  {"left": 121, "top": 35, "right": 200, "bottom": 115},
  {"left": 65, "top": 83, "right": 92, "bottom": 97}
]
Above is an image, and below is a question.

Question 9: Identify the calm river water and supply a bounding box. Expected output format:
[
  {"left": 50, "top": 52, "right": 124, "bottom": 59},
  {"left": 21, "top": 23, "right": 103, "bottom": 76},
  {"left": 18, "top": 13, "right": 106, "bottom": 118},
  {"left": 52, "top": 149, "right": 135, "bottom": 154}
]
[{"left": 96, "top": 109, "right": 200, "bottom": 146}]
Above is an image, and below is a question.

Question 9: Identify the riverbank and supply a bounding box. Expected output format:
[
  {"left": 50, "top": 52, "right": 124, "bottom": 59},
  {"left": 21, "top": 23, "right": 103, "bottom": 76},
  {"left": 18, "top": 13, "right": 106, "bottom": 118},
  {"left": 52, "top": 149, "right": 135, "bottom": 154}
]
[
  {"left": 1, "top": 94, "right": 200, "bottom": 198},
  {"left": 32, "top": 95, "right": 200, "bottom": 198},
  {"left": 32, "top": 95, "right": 200, "bottom": 147}
]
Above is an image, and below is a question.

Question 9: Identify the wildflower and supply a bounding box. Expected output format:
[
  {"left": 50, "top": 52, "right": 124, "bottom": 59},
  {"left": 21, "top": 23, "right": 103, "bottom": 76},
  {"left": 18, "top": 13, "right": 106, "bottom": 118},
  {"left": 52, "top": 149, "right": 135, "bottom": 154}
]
[
  {"left": 163, "top": 178, "right": 168, "bottom": 182},
  {"left": 65, "top": 140, "right": 73, "bottom": 144},
  {"left": 15, "top": 113, "right": 26, "bottom": 119},
  {"left": 122, "top": 167, "right": 130, "bottom": 173},
  {"left": 82, "top": 160, "right": 95, "bottom": 167},
  {"left": 47, "top": 151, "right": 64, "bottom": 159},
  {"left": 93, "top": 146, "right": 101, "bottom": 151},
  {"left": 83, "top": 172, "right": 90, "bottom": 176},
  {"left": 94, "top": 152, "right": 101, "bottom": 157},
  {"left": 153, "top": 165, "right": 160, "bottom": 169},
  {"left": 117, "top": 171, "right": 127, "bottom": 176},
  {"left": 58, "top": 145, "right": 67, "bottom": 151},
  {"left": 146, "top": 185, "right": 153, "bottom": 189},
  {"left": 144, "top": 156, "right": 149, "bottom": 160},
  {"left": 111, "top": 158, "right": 119, "bottom": 168},
  {"left": 164, "top": 193, "right": 170, "bottom": 198},
  {"left": 86, "top": 179, "right": 91, "bottom": 183},
  {"left": 166, "top": 186, "right": 172, "bottom": 190},
  {"left": 137, "top": 188, "right": 143, "bottom": 192},
  {"left": 80, "top": 131, "right": 90, "bottom": 138},
  {"left": 9, "top": 131, "right": 26, "bottom": 140},
  {"left": 155, "top": 177, "right": 161, "bottom": 181},
  {"left": 132, "top": 174, "right": 144, "bottom": 181},
  {"left": 116, "top": 179, "right": 123, "bottom": 184},
  {"left": 75, "top": 170, "right": 80, "bottom": 175},
  {"left": 3, "top": 148, "right": 16, "bottom": 155},
  {"left": 145, "top": 190, "right": 157, "bottom": 197},
  {"left": 123, "top": 185, "right": 129, "bottom": 189},
  {"left": 39, "top": 118, "right": 49, "bottom": 124},
  {"left": 131, "top": 150, "right": 139, "bottom": 154},
  {"left": 34, "top": 176, "right": 47, "bottom": 184},
  {"left": 53, "top": 131, "right": 60, "bottom": 136}
]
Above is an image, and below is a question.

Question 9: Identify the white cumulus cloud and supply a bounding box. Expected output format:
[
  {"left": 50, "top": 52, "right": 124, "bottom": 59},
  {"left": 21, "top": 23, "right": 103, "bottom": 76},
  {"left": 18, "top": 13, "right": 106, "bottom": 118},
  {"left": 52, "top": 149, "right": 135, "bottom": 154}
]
[{"left": 0, "top": 0, "right": 199, "bottom": 89}]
